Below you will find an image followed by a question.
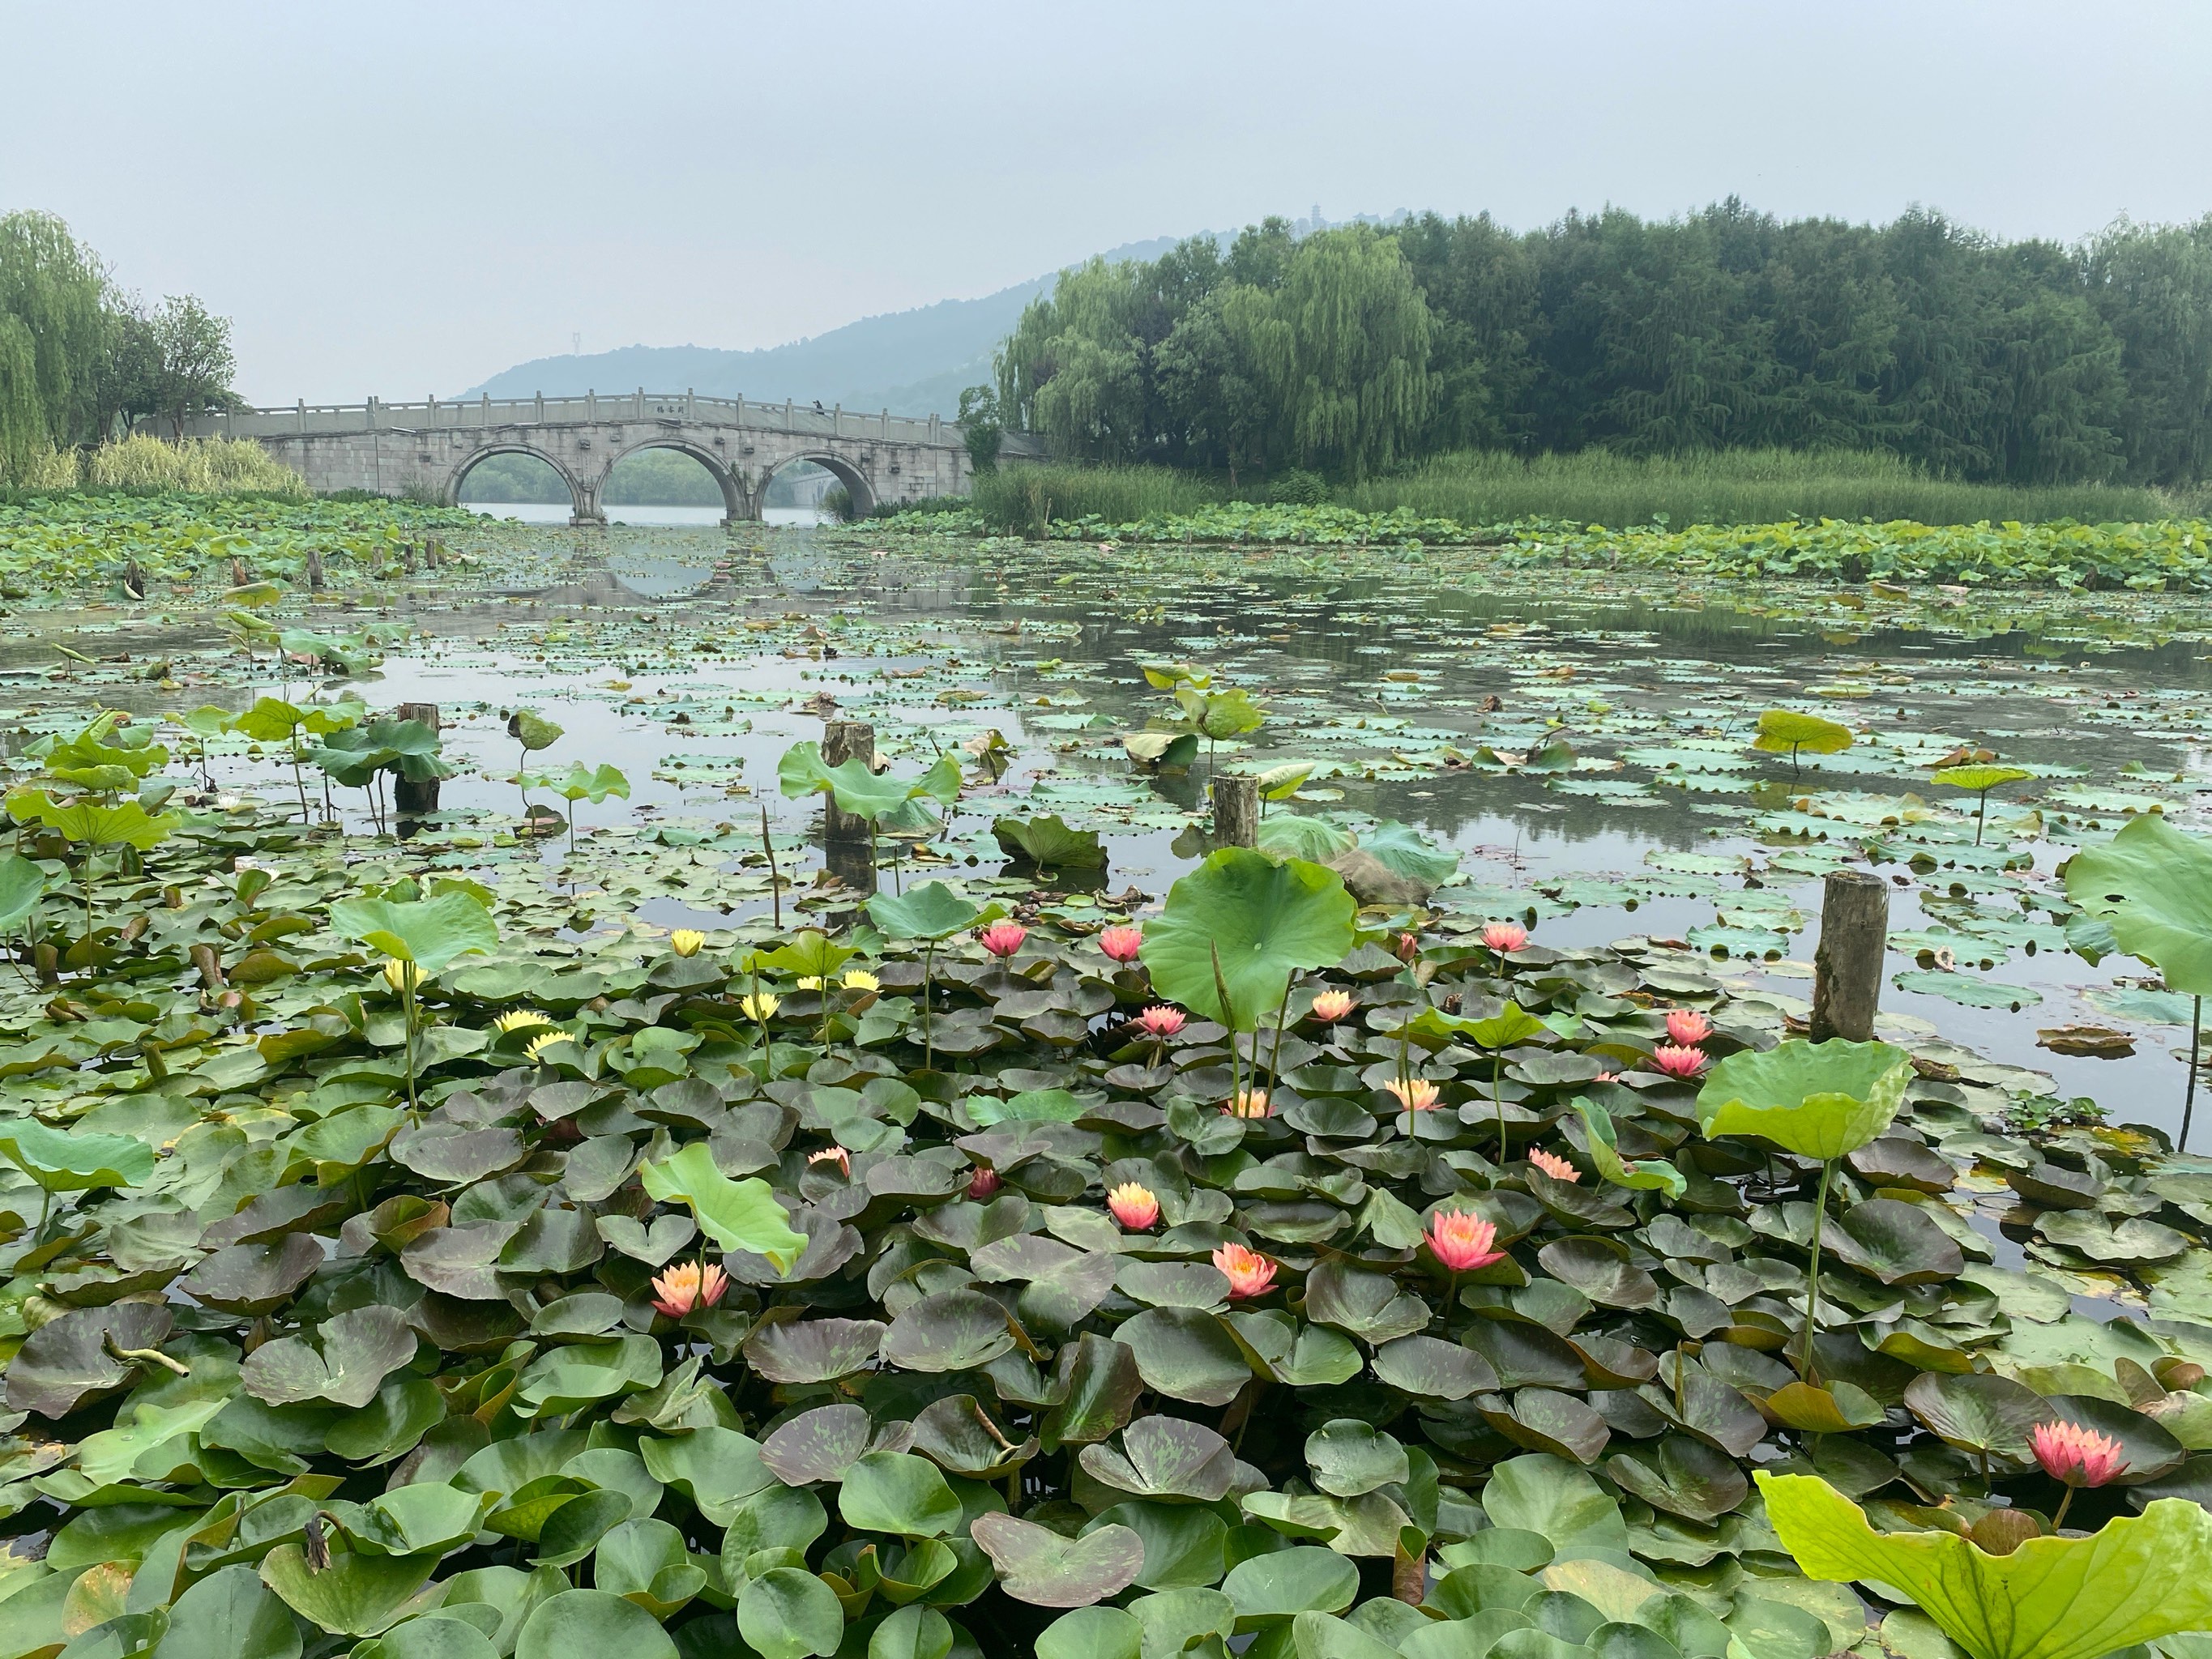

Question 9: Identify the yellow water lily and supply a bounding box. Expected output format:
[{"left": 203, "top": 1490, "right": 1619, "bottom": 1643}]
[
  {"left": 795, "top": 975, "right": 824, "bottom": 991},
  {"left": 524, "top": 1030, "right": 567, "bottom": 1063},
  {"left": 669, "top": 929, "right": 706, "bottom": 957},
  {"left": 738, "top": 993, "right": 780, "bottom": 1021},
  {"left": 494, "top": 1009, "right": 555, "bottom": 1034},
  {"left": 382, "top": 958, "right": 418, "bottom": 994},
  {"left": 840, "top": 969, "right": 880, "bottom": 992}
]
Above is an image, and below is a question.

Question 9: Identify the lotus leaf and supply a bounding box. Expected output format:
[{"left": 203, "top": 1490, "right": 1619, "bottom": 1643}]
[
  {"left": 1760, "top": 1473, "right": 2212, "bottom": 1659},
  {"left": 1141, "top": 847, "right": 1357, "bottom": 1030}
]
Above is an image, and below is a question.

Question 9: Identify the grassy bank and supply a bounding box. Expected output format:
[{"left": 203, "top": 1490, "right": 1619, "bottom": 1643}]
[
  {"left": 1348, "top": 446, "right": 2197, "bottom": 529},
  {"left": 963, "top": 448, "right": 2203, "bottom": 534}
]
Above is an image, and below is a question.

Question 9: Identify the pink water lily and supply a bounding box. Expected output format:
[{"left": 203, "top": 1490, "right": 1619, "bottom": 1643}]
[
  {"left": 1427, "top": 1209, "right": 1505, "bottom": 1273},
  {"left": 966, "top": 1165, "right": 1001, "bottom": 1201},
  {"left": 2033, "top": 1418, "right": 2128, "bottom": 1528},
  {"left": 1652, "top": 1043, "right": 1710, "bottom": 1080},
  {"left": 1482, "top": 922, "right": 1529, "bottom": 953},
  {"left": 1134, "top": 1005, "right": 1186, "bottom": 1039},
  {"left": 1098, "top": 924, "right": 1143, "bottom": 963},
  {"left": 1665, "top": 1009, "right": 1714, "bottom": 1046},
  {"left": 978, "top": 922, "right": 1028, "bottom": 958}
]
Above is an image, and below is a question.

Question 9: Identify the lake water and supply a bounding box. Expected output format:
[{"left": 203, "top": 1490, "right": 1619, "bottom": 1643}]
[
  {"left": 40, "top": 519, "right": 2212, "bottom": 1141},
  {"left": 465, "top": 503, "right": 831, "bottom": 527}
]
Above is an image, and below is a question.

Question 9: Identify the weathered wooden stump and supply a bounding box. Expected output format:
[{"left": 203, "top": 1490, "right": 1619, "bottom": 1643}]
[
  {"left": 393, "top": 702, "right": 441, "bottom": 821},
  {"left": 1810, "top": 869, "right": 1890, "bottom": 1043},
  {"left": 822, "top": 719, "right": 877, "bottom": 898},
  {"left": 1211, "top": 774, "right": 1259, "bottom": 849}
]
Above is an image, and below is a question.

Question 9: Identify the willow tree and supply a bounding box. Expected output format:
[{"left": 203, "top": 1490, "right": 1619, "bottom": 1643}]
[
  {"left": 0, "top": 212, "right": 108, "bottom": 467},
  {"left": 1259, "top": 227, "right": 1437, "bottom": 480}
]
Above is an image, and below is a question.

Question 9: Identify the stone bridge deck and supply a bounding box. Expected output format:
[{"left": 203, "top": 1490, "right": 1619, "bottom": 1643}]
[{"left": 156, "top": 390, "right": 1034, "bottom": 523}]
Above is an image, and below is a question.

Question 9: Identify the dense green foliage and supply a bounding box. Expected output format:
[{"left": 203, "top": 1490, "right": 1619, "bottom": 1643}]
[
  {"left": 997, "top": 205, "right": 2212, "bottom": 488},
  {"left": 0, "top": 213, "right": 238, "bottom": 482}
]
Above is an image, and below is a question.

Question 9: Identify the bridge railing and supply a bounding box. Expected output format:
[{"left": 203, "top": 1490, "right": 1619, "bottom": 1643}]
[{"left": 167, "top": 392, "right": 960, "bottom": 446}]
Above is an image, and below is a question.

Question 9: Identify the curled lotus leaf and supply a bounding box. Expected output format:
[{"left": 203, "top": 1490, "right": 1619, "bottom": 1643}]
[
  {"left": 1696, "top": 1039, "right": 1912, "bottom": 1160},
  {"left": 1079, "top": 1414, "right": 1237, "bottom": 1503},
  {"left": 2062, "top": 814, "right": 2212, "bottom": 996},
  {"left": 970, "top": 1512, "right": 1145, "bottom": 1608},
  {"left": 1139, "top": 847, "right": 1357, "bottom": 1032}
]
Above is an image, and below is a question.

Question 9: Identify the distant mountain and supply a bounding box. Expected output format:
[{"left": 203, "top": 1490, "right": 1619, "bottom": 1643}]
[{"left": 458, "top": 235, "right": 1192, "bottom": 417}]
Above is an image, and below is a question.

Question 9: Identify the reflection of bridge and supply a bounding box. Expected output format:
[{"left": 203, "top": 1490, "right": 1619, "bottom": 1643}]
[{"left": 159, "top": 390, "right": 1031, "bottom": 524}]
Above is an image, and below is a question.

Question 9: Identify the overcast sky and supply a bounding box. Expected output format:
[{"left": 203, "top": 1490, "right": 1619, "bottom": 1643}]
[{"left": 5, "top": 0, "right": 2210, "bottom": 403}]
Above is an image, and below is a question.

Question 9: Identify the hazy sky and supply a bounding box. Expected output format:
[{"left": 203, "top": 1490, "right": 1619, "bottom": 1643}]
[{"left": 6, "top": 1, "right": 2210, "bottom": 403}]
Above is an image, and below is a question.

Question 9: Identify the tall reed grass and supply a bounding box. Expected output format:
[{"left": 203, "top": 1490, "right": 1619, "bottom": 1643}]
[
  {"left": 1344, "top": 447, "right": 2197, "bottom": 528},
  {"left": 970, "top": 464, "right": 1226, "bottom": 534},
  {"left": 970, "top": 448, "right": 2203, "bottom": 533},
  {"left": 2, "top": 435, "right": 308, "bottom": 497}
]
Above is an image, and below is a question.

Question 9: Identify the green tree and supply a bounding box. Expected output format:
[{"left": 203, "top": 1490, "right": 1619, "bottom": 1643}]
[
  {"left": 0, "top": 211, "right": 108, "bottom": 469},
  {"left": 955, "top": 383, "right": 1001, "bottom": 472},
  {"left": 148, "top": 295, "right": 237, "bottom": 438}
]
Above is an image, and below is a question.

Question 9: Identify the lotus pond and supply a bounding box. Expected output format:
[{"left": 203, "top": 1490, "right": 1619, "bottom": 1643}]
[{"left": 5, "top": 505, "right": 2212, "bottom": 1659}]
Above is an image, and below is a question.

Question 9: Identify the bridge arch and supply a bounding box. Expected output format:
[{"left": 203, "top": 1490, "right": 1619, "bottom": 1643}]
[
  {"left": 766, "top": 451, "right": 876, "bottom": 521},
  {"left": 600, "top": 438, "right": 752, "bottom": 526},
  {"left": 448, "top": 444, "right": 591, "bottom": 524}
]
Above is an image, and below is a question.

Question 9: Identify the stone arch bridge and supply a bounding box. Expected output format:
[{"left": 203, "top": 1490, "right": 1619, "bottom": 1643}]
[{"left": 160, "top": 389, "right": 1023, "bottom": 523}]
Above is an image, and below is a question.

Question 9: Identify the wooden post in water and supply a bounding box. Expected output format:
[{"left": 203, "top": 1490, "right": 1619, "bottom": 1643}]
[
  {"left": 305, "top": 550, "right": 325, "bottom": 592},
  {"left": 393, "top": 703, "right": 441, "bottom": 821},
  {"left": 1810, "top": 869, "right": 1889, "bottom": 1043},
  {"left": 821, "top": 719, "right": 878, "bottom": 897},
  {"left": 1211, "top": 774, "right": 1259, "bottom": 850}
]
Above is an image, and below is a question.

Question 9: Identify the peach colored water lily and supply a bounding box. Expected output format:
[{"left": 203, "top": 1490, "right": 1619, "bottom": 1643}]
[
  {"left": 1212, "top": 1243, "right": 1277, "bottom": 1299},
  {"left": 1309, "top": 989, "right": 1355, "bottom": 1022},
  {"left": 1530, "top": 1147, "right": 1580, "bottom": 1183},
  {"left": 1652, "top": 1043, "right": 1710, "bottom": 1079},
  {"left": 978, "top": 922, "right": 1028, "bottom": 958},
  {"left": 1107, "top": 1183, "right": 1159, "bottom": 1230},
  {"left": 1482, "top": 922, "right": 1528, "bottom": 953},
  {"left": 1385, "top": 1078, "right": 1441, "bottom": 1111},
  {"left": 1426, "top": 1209, "right": 1505, "bottom": 1272},
  {"left": 651, "top": 1260, "right": 728, "bottom": 1320},
  {"left": 1665, "top": 1009, "right": 1714, "bottom": 1046},
  {"left": 1225, "top": 1087, "right": 1271, "bottom": 1119},
  {"left": 1098, "top": 924, "right": 1143, "bottom": 963},
  {"left": 807, "top": 1145, "right": 852, "bottom": 1178}
]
